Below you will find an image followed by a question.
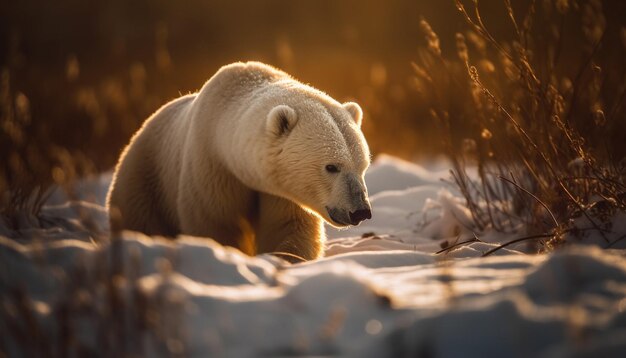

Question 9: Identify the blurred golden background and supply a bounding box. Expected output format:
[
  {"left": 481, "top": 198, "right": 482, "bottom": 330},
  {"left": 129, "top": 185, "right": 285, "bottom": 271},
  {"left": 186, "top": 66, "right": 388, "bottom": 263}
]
[{"left": 1, "top": 0, "right": 625, "bottom": 198}]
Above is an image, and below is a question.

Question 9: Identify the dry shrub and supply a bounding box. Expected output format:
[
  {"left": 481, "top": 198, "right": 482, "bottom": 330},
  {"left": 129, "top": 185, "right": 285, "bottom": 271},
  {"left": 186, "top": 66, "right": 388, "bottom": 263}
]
[
  {"left": 0, "top": 41, "right": 167, "bottom": 230},
  {"left": 414, "top": 0, "right": 626, "bottom": 251}
]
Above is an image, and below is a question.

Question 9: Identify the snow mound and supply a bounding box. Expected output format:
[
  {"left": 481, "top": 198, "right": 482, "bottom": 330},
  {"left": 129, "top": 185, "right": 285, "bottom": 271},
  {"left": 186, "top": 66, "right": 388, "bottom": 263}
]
[
  {"left": 2, "top": 153, "right": 626, "bottom": 356},
  {"left": 2, "top": 234, "right": 626, "bottom": 356},
  {"left": 364, "top": 154, "right": 449, "bottom": 196}
]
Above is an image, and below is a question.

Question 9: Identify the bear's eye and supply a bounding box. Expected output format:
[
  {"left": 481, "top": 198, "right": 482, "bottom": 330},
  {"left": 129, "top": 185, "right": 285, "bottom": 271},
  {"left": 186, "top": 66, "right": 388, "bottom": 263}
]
[{"left": 325, "top": 164, "right": 340, "bottom": 173}]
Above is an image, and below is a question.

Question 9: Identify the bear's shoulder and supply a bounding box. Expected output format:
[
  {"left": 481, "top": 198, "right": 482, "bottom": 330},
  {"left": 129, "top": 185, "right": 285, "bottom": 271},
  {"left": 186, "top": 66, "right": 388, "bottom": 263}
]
[
  {"left": 198, "top": 61, "right": 291, "bottom": 99},
  {"left": 213, "top": 61, "right": 290, "bottom": 86}
]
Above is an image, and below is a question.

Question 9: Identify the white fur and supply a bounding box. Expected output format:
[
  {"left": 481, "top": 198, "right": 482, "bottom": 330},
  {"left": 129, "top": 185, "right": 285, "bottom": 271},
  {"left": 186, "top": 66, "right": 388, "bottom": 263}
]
[{"left": 106, "top": 61, "right": 371, "bottom": 261}]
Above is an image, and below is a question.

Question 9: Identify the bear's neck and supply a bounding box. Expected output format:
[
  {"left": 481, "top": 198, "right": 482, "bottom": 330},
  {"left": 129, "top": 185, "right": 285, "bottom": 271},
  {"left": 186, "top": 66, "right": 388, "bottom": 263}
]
[{"left": 187, "top": 99, "right": 271, "bottom": 194}]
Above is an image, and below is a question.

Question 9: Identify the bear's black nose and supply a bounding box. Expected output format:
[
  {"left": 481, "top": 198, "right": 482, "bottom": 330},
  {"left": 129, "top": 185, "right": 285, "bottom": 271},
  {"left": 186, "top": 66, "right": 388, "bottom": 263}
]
[{"left": 349, "top": 208, "right": 372, "bottom": 225}]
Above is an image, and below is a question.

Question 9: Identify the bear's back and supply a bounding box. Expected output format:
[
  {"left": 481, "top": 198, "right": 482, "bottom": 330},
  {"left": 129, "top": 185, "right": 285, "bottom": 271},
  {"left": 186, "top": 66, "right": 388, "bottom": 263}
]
[{"left": 200, "top": 62, "right": 289, "bottom": 102}]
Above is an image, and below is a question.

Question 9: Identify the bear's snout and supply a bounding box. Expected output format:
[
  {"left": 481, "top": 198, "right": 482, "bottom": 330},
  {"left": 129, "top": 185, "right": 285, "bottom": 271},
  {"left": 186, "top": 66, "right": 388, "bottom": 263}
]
[
  {"left": 349, "top": 208, "right": 372, "bottom": 225},
  {"left": 326, "top": 200, "right": 372, "bottom": 227},
  {"left": 325, "top": 174, "right": 373, "bottom": 227}
]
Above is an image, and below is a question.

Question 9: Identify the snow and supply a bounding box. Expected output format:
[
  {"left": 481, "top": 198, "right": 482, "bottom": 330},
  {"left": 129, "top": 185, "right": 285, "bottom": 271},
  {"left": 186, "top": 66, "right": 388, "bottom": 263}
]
[{"left": 2, "top": 155, "right": 626, "bottom": 357}]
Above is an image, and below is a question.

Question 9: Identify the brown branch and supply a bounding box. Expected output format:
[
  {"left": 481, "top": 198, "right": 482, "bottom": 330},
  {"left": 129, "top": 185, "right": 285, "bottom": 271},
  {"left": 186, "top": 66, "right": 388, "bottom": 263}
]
[
  {"left": 481, "top": 233, "right": 553, "bottom": 257},
  {"left": 498, "top": 175, "right": 559, "bottom": 229}
]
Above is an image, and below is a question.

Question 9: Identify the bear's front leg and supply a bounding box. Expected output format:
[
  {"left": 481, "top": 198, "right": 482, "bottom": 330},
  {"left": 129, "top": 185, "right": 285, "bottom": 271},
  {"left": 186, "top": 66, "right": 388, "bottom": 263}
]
[{"left": 255, "top": 193, "right": 324, "bottom": 262}]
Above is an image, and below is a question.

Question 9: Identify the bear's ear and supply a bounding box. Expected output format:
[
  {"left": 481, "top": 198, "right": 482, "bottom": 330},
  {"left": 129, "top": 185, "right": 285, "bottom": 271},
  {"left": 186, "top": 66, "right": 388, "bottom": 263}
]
[
  {"left": 267, "top": 105, "right": 298, "bottom": 136},
  {"left": 343, "top": 102, "right": 363, "bottom": 127}
]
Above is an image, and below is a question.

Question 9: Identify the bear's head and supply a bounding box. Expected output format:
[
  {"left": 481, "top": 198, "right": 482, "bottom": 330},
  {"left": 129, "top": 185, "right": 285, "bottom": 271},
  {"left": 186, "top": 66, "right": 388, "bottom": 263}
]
[{"left": 265, "top": 92, "right": 372, "bottom": 228}]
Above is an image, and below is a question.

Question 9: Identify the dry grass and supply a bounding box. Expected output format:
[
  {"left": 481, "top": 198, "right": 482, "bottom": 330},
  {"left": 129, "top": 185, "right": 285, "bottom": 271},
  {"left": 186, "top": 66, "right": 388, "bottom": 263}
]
[
  {"left": 0, "top": 1, "right": 444, "bottom": 227},
  {"left": 0, "top": 235, "right": 189, "bottom": 356},
  {"left": 1, "top": 3, "right": 625, "bottom": 354},
  {"left": 415, "top": 0, "right": 626, "bottom": 252}
]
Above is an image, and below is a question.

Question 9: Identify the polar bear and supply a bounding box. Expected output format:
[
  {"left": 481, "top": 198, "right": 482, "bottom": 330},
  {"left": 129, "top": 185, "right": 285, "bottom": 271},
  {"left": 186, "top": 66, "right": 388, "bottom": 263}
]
[{"left": 106, "top": 61, "right": 371, "bottom": 261}]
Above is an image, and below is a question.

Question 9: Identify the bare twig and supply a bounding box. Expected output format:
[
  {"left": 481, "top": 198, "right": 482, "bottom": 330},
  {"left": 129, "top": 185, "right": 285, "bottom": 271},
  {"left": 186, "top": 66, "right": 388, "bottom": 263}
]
[
  {"left": 481, "top": 233, "right": 553, "bottom": 257},
  {"left": 605, "top": 234, "right": 626, "bottom": 249},
  {"left": 436, "top": 237, "right": 481, "bottom": 254},
  {"left": 498, "top": 175, "right": 559, "bottom": 229}
]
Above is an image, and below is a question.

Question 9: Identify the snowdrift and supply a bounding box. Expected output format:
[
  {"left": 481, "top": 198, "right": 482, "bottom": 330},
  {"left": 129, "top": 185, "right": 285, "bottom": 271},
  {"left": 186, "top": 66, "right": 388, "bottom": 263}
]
[{"left": 2, "top": 154, "right": 626, "bottom": 357}]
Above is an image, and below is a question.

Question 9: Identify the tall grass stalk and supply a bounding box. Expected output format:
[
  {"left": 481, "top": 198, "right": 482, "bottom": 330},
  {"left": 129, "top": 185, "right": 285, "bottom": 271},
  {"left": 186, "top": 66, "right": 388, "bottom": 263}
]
[{"left": 415, "top": 0, "right": 626, "bottom": 251}]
